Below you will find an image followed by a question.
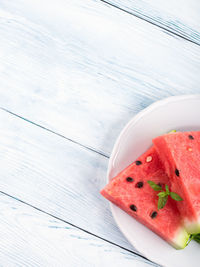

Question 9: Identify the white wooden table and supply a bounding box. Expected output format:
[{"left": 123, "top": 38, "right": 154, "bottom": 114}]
[{"left": 0, "top": 0, "right": 199, "bottom": 266}]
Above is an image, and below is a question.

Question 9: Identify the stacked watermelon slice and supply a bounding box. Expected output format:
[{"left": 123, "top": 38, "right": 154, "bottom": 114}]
[{"left": 101, "top": 131, "right": 200, "bottom": 249}]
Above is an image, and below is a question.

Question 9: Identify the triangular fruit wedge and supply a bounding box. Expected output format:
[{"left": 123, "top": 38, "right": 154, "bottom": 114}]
[
  {"left": 101, "top": 146, "right": 189, "bottom": 249},
  {"left": 153, "top": 131, "right": 200, "bottom": 234}
]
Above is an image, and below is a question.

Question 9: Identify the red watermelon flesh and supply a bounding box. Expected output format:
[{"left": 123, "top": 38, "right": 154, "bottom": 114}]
[
  {"left": 153, "top": 131, "right": 200, "bottom": 234},
  {"left": 101, "top": 146, "right": 189, "bottom": 249}
]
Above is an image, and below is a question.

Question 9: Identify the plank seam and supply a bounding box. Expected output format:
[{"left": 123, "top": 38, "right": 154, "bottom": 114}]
[
  {"left": 99, "top": 0, "right": 200, "bottom": 47},
  {"left": 0, "top": 107, "right": 109, "bottom": 159},
  {"left": 0, "top": 190, "right": 160, "bottom": 266}
]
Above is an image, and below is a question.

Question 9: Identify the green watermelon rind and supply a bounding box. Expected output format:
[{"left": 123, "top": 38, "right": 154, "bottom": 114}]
[
  {"left": 184, "top": 219, "right": 200, "bottom": 234},
  {"left": 172, "top": 227, "right": 190, "bottom": 249}
]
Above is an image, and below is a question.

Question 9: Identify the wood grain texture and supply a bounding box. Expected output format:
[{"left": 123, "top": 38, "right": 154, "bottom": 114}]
[
  {"left": 0, "top": 192, "right": 158, "bottom": 267},
  {"left": 102, "top": 0, "right": 200, "bottom": 45},
  {"left": 0, "top": 0, "right": 199, "bottom": 157},
  {"left": 0, "top": 109, "right": 136, "bottom": 253},
  {"left": 0, "top": 1, "right": 199, "bottom": 265}
]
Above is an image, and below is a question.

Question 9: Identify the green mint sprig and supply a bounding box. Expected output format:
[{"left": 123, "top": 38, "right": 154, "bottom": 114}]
[
  {"left": 189, "top": 234, "right": 200, "bottom": 244},
  {"left": 147, "top": 181, "right": 183, "bottom": 210}
]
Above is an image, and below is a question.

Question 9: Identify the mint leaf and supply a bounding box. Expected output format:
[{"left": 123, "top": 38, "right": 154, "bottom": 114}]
[
  {"left": 192, "top": 234, "right": 200, "bottom": 244},
  {"left": 188, "top": 234, "right": 200, "bottom": 245},
  {"left": 165, "top": 185, "right": 169, "bottom": 194},
  {"left": 157, "top": 192, "right": 167, "bottom": 198},
  {"left": 158, "top": 195, "right": 168, "bottom": 210},
  {"left": 170, "top": 192, "right": 183, "bottom": 201},
  {"left": 148, "top": 180, "right": 183, "bottom": 210},
  {"left": 147, "top": 180, "right": 162, "bottom": 191}
]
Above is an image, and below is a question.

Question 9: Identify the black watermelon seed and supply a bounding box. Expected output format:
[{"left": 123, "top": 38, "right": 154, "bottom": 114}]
[
  {"left": 135, "top": 160, "right": 142, "bottom": 166},
  {"left": 150, "top": 211, "right": 158, "bottom": 219},
  {"left": 157, "top": 183, "right": 162, "bottom": 187},
  {"left": 126, "top": 177, "right": 134, "bottom": 182},
  {"left": 136, "top": 181, "right": 143, "bottom": 188},
  {"left": 175, "top": 169, "right": 180, "bottom": 177},
  {"left": 188, "top": 135, "right": 194, "bottom": 140},
  {"left": 130, "top": 204, "right": 137, "bottom": 212}
]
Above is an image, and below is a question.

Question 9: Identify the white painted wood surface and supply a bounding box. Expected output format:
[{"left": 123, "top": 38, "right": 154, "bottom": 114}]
[
  {"left": 0, "top": 0, "right": 199, "bottom": 266},
  {"left": 103, "top": 0, "right": 200, "bottom": 44},
  {"left": 0, "top": 0, "right": 199, "bottom": 157},
  {"left": 0, "top": 192, "right": 158, "bottom": 267},
  {"left": 0, "top": 109, "right": 135, "bottom": 252}
]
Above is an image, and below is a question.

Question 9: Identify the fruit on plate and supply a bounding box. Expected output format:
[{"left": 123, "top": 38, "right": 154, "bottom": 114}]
[
  {"left": 101, "top": 146, "right": 189, "bottom": 249},
  {"left": 153, "top": 131, "right": 200, "bottom": 234}
]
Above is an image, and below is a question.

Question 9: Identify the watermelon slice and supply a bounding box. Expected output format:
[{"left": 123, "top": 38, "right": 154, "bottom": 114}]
[
  {"left": 101, "top": 146, "right": 189, "bottom": 249},
  {"left": 153, "top": 131, "right": 200, "bottom": 234}
]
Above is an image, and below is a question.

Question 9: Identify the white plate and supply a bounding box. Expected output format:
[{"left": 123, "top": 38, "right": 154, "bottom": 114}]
[{"left": 107, "top": 95, "right": 200, "bottom": 267}]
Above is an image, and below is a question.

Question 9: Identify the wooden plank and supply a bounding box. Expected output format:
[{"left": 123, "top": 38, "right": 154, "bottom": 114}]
[
  {"left": 0, "top": 109, "right": 136, "bottom": 252},
  {"left": 0, "top": 192, "right": 158, "bottom": 267},
  {"left": 102, "top": 0, "right": 200, "bottom": 45},
  {"left": 0, "top": 0, "right": 200, "bottom": 156}
]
